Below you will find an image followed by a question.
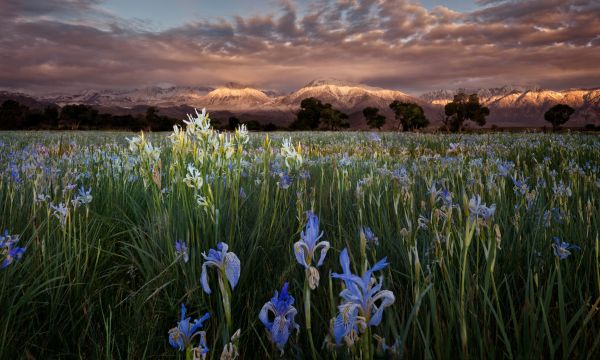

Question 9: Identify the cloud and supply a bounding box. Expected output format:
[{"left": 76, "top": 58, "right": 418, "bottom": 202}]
[{"left": 0, "top": 0, "right": 598, "bottom": 94}]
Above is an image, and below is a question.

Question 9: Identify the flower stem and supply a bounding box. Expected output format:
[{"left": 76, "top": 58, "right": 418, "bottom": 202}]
[
  {"left": 218, "top": 273, "right": 232, "bottom": 340},
  {"left": 304, "top": 277, "right": 318, "bottom": 359}
]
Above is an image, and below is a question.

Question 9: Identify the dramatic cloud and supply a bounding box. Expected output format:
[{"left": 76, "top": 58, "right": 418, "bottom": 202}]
[{"left": 0, "top": 0, "right": 598, "bottom": 94}]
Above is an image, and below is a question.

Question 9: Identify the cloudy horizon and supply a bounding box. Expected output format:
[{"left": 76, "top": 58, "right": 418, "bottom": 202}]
[{"left": 1, "top": 0, "right": 599, "bottom": 96}]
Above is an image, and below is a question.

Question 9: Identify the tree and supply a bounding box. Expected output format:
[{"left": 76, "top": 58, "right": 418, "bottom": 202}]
[
  {"left": 389, "top": 101, "right": 429, "bottom": 131},
  {"left": 443, "top": 93, "right": 489, "bottom": 132},
  {"left": 291, "top": 97, "right": 324, "bottom": 130},
  {"left": 362, "top": 107, "right": 386, "bottom": 130},
  {"left": 228, "top": 116, "right": 240, "bottom": 130},
  {"left": 321, "top": 104, "right": 349, "bottom": 130},
  {"left": 59, "top": 104, "right": 99, "bottom": 130},
  {"left": 0, "top": 100, "right": 29, "bottom": 130},
  {"left": 544, "top": 104, "right": 574, "bottom": 131}
]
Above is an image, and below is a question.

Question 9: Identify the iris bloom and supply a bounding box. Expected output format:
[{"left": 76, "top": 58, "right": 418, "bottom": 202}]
[
  {"left": 168, "top": 304, "right": 210, "bottom": 353},
  {"left": 200, "top": 242, "right": 240, "bottom": 294},
  {"left": 552, "top": 237, "right": 580, "bottom": 260},
  {"left": 175, "top": 240, "right": 189, "bottom": 263},
  {"left": 294, "top": 211, "right": 330, "bottom": 289},
  {"left": 331, "top": 249, "right": 395, "bottom": 346},
  {"left": 0, "top": 230, "right": 26, "bottom": 269},
  {"left": 259, "top": 282, "right": 300, "bottom": 354},
  {"left": 360, "top": 226, "right": 379, "bottom": 246},
  {"left": 468, "top": 195, "right": 496, "bottom": 221}
]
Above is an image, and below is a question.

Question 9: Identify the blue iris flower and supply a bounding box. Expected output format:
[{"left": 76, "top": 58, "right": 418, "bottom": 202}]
[
  {"left": 0, "top": 230, "right": 26, "bottom": 269},
  {"left": 259, "top": 282, "right": 300, "bottom": 354},
  {"left": 175, "top": 240, "right": 189, "bottom": 263},
  {"left": 200, "top": 242, "right": 241, "bottom": 294},
  {"left": 360, "top": 226, "right": 379, "bottom": 246},
  {"left": 331, "top": 248, "right": 395, "bottom": 346},
  {"left": 168, "top": 304, "right": 210, "bottom": 352},
  {"left": 294, "top": 211, "right": 329, "bottom": 268},
  {"left": 294, "top": 211, "right": 330, "bottom": 289},
  {"left": 552, "top": 237, "right": 580, "bottom": 260}
]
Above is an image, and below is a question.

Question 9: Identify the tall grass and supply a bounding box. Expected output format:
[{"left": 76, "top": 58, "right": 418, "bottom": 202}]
[{"left": 0, "top": 127, "right": 599, "bottom": 359}]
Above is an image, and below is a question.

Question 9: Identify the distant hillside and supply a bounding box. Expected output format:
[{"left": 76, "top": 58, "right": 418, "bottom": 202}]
[{"left": 2, "top": 81, "right": 598, "bottom": 129}]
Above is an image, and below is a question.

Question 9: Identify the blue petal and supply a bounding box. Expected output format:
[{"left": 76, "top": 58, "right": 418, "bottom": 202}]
[
  {"left": 293, "top": 241, "right": 309, "bottom": 268},
  {"left": 339, "top": 248, "right": 351, "bottom": 275},
  {"left": 271, "top": 315, "right": 291, "bottom": 350},
  {"left": 224, "top": 252, "right": 241, "bottom": 289},
  {"left": 200, "top": 263, "right": 212, "bottom": 294}
]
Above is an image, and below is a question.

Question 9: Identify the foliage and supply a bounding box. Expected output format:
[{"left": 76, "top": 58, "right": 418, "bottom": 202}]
[
  {"left": 545, "top": 104, "right": 575, "bottom": 130},
  {"left": 389, "top": 101, "right": 429, "bottom": 131},
  {"left": 362, "top": 107, "right": 386, "bottom": 130},
  {"left": 1, "top": 123, "right": 600, "bottom": 359},
  {"left": 291, "top": 97, "right": 348, "bottom": 130},
  {"left": 443, "top": 93, "right": 490, "bottom": 132}
]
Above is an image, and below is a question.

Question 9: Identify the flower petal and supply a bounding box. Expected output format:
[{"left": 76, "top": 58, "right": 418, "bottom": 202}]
[
  {"left": 200, "top": 263, "right": 212, "bottom": 294},
  {"left": 314, "top": 241, "right": 330, "bottom": 267},
  {"left": 224, "top": 252, "right": 241, "bottom": 289}
]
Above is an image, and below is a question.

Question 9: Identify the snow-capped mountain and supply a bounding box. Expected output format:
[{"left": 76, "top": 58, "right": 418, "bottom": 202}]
[
  {"left": 4, "top": 82, "right": 598, "bottom": 128},
  {"left": 203, "top": 86, "right": 271, "bottom": 109},
  {"left": 42, "top": 86, "right": 214, "bottom": 107},
  {"left": 280, "top": 79, "right": 422, "bottom": 112},
  {"left": 420, "top": 87, "right": 600, "bottom": 126}
]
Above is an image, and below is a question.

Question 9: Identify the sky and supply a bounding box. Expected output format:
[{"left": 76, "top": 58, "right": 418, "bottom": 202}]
[{"left": 0, "top": 0, "right": 598, "bottom": 95}]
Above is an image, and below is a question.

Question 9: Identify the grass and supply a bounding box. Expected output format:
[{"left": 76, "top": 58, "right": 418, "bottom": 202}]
[{"left": 0, "top": 124, "right": 599, "bottom": 359}]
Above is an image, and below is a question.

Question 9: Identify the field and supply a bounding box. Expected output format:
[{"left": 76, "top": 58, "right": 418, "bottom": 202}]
[{"left": 1, "top": 112, "right": 599, "bottom": 359}]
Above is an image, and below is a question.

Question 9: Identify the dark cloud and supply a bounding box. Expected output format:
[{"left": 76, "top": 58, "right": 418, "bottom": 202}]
[{"left": 0, "top": 0, "right": 598, "bottom": 94}]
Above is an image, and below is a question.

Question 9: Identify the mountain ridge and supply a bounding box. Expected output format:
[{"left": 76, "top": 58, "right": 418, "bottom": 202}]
[{"left": 2, "top": 81, "right": 598, "bottom": 128}]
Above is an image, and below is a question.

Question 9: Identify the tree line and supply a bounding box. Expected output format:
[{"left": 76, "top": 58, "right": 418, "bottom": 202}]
[
  {"left": 0, "top": 100, "right": 182, "bottom": 131},
  {"left": 1, "top": 94, "right": 583, "bottom": 132}
]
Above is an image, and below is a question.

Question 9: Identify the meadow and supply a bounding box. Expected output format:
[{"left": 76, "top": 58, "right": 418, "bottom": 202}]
[{"left": 1, "top": 110, "right": 599, "bottom": 359}]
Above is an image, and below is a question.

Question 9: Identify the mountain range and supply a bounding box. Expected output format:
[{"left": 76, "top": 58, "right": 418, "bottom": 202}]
[{"left": 2, "top": 81, "right": 599, "bottom": 128}]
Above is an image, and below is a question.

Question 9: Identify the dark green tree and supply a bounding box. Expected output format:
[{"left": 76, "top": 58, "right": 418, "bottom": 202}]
[
  {"left": 228, "top": 116, "right": 240, "bottom": 130},
  {"left": 389, "top": 101, "right": 429, "bottom": 131},
  {"left": 59, "top": 104, "right": 99, "bottom": 130},
  {"left": 443, "top": 93, "right": 489, "bottom": 132},
  {"left": 291, "top": 97, "right": 324, "bottom": 130},
  {"left": 362, "top": 107, "right": 386, "bottom": 130},
  {"left": 321, "top": 104, "right": 349, "bottom": 130},
  {"left": 0, "top": 100, "right": 29, "bottom": 130},
  {"left": 544, "top": 104, "right": 574, "bottom": 131}
]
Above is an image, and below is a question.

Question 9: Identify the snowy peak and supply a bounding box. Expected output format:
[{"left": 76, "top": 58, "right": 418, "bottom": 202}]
[
  {"left": 204, "top": 87, "right": 271, "bottom": 108},
  {"left": 281, "top": 79, "right": 419, "bottom": 111}
]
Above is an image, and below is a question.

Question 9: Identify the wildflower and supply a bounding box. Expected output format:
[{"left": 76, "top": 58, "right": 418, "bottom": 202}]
[
  {"left": 72, "top": 186, "right": 92, "bottom": 208},
  {"left": 175, "top": 240, "right": 189, "bottom": 263},
  {"left": 278, "top": 172, "right": 293, "bottom": 189},
  {"left": 183, "top": 108, "right": 212, "bottom": 135},
  {"left": 439, "top": 189, "right": 455, "bottom": 208},
  {"left": 360, "top": 226, "right": 379, "bottom": 246},
  {"left": 553, "top": 181, "right": 572, "bottom": 197},
  {"left": 0, "top": 230, "right": 26, "bottom": 269},
  {"left": 417, "top": 215, "right": 429, "bottom": 230},
  {"left": 368, "top": 132, "right": 382, "bottom": 142},
  {"left": 447, "top": 142, "right": 460, "bottom": 153},
  {"left": 330, "top": 249, "right": 395, "bottom": 346},
  {"left": 219, "top": 329, "right": 241, "bottom": 360},
  {"left": 235, "top": 124, "right": 249, "bottom": 144},
  {"left": 168, "top": 304, "right": 210, "bottom": 352},
  {"left": 184, "top": 163, "right": 204, "bottom": 189},
  {"left": 468, "top": 195, "right": 496, "bottom": 221},
  {"left": 200, "top": 242, "right": 240, "bottom": 295},
  {"left": 294, "top": 211, "right": 330, "bottom": 289},
  {"left": 552, "top": 237, "right": 580, "bottom": 260},
  {"left": 511, "top": 176, "right": 529, "bottom": 196},
  {"left": 280, "top": 138, "right": 302, "bottom": 169},
  {"left": 259, "top": 283, "right": 300, "bottom": 354},
  {"left": 50, "top": 202, "right": 69, "bottom": 227}
]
